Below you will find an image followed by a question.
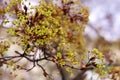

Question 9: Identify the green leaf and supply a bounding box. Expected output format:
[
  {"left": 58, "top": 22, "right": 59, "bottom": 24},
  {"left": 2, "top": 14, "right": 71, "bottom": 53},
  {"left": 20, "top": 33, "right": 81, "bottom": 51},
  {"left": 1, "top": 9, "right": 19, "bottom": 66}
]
[{"left": 57, "top": 52, "right": 62, "bottom": 59}]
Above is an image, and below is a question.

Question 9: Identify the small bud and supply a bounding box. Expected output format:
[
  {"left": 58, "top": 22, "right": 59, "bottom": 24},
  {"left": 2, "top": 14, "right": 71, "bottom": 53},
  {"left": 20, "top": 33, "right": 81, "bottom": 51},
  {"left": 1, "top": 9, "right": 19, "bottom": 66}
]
[
  {"left": 90, "top": 56, "right": 96, "bottom": 61},
  {"left": 23, "top": 5, "right": 27, "bottom": 15},
  {"left": 43, "top": 72, "right": 48, "bottom": 77}
]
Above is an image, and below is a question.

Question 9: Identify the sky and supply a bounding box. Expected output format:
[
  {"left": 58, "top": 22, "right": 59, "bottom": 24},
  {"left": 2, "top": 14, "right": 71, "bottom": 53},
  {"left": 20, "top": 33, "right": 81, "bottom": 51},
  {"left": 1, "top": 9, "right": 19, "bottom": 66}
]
[{"left": 83, "top": 0, "right": 120, "bottom": 42}]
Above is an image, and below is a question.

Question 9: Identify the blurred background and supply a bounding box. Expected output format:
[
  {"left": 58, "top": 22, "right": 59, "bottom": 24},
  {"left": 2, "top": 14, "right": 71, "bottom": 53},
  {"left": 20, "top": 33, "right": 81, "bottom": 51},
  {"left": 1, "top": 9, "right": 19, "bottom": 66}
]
[
  {"left": 82, "top": 0, "right": 120, "bottom": 79},
  {"left": 0, "top": 0, "right": 120, "bottom": 80},
  {"left": 83, "top": 0, "right": 120, "bottom": 67}
]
